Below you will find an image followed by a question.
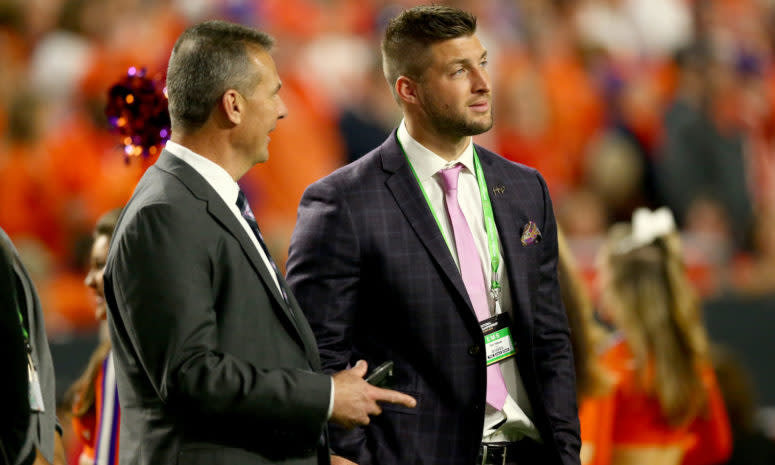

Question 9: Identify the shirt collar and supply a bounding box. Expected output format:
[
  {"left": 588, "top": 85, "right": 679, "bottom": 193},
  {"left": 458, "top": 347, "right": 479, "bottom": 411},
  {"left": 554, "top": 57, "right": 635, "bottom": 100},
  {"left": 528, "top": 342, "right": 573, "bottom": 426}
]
[
  {"left": 164, "top": 141, "right": 241, "bottom": 207},
  {"left": 397, "top": 119, "right": 475, "bottom": 181}
]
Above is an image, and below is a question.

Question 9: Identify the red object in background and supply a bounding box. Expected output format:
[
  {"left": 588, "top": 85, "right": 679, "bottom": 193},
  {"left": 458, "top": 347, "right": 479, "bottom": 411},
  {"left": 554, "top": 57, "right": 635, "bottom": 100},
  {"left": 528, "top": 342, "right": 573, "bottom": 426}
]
[{"left": 105, "top": 67, "right": 170, "bottom": 161}]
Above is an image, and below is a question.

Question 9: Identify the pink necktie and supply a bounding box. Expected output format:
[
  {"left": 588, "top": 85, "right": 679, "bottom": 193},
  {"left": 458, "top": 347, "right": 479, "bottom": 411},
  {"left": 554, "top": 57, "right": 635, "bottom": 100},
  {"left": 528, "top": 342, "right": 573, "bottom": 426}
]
[{"left": 439, "top": 164, "right": 508, "bottom": 410}]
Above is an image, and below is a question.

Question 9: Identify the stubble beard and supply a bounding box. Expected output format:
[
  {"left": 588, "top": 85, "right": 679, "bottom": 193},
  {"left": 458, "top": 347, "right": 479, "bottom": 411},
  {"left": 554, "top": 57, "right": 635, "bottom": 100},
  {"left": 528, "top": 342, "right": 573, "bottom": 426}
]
[{"left": 424, "top": 95, "right": 494, "bottom": 138}]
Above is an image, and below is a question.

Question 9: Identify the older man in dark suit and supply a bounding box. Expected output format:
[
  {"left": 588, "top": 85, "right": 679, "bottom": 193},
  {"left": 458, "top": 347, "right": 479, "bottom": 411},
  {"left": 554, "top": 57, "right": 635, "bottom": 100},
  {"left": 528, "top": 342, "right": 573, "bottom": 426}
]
[
  {"left": 104, "top": 21, "right": 414, "bottom": 465},
  {"left": 287, "top": 6, "right": 580, "bottom": 465}
]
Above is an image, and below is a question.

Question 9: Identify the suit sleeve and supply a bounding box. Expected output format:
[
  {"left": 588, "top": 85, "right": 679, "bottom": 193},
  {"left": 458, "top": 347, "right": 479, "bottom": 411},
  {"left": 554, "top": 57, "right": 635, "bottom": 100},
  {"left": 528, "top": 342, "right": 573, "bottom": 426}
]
[
  {"left": 106, "top": 203, "right": 330, "bottom": 442},
  {"left": 533, "top": 172, "right": 582, "bottom": 465},
  {"left": 286, "top": 179, "right": 372, "bottom": 463},
  {"left": 0, "top": 239, "right": 31, "bottom": 465}
]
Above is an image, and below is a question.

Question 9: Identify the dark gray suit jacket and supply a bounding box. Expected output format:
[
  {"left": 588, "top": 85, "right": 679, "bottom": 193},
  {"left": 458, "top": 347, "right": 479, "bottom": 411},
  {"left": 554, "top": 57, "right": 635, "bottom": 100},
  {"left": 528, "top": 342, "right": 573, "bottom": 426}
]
[
  {"left": 0, "top": 228, "right": 57, "bottom": 465},
  {"left": 287, "top": 133, "right": 580, "bottom": 465},
  {"left": 0, "top": 230, "right": 31, "bottom": 465},
  {"left": 104, "top": 151, "right": 331, "bottom": 465}
]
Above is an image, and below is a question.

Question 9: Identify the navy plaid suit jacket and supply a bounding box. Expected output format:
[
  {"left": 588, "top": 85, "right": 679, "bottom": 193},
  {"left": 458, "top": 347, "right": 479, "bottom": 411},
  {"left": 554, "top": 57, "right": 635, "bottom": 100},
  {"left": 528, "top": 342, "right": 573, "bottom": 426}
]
[{"left": 287, "top": 132, "right": 580, "bottom": 465}]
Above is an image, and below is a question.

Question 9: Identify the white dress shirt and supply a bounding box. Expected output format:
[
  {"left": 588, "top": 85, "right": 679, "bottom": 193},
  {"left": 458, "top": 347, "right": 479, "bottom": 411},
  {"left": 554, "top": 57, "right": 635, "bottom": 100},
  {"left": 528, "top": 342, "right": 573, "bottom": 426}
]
[
  {"left": 397, "top": 121, "right": 541, "bottom": 442},
  {"left": 164, "top": 142, "right": 335, "bottom": 418},
  {"left": 165, "top": 141, "right": 282, "bottom": 294}
]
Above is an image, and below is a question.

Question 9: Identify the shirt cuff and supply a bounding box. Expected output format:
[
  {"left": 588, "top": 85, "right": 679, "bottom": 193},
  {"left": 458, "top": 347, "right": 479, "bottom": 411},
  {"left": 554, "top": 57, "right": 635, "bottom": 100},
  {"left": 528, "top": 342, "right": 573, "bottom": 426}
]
[{"left": 327, "top": 377, "right": 335, "bottom": 420}]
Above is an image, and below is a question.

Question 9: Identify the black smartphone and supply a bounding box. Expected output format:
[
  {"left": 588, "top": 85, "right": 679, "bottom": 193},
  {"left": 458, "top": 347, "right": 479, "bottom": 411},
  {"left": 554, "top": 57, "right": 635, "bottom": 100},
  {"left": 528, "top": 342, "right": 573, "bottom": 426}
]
[{"left": 365, "top": 360, "right": 394, "bottom": 387}]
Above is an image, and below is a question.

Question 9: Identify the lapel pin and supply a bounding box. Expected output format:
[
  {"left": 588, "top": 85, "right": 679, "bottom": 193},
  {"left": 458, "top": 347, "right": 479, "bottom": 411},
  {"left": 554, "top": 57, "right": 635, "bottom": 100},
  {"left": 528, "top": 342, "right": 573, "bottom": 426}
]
[{"left": 492, "top": 185, "right": 505, "bottom": 196}]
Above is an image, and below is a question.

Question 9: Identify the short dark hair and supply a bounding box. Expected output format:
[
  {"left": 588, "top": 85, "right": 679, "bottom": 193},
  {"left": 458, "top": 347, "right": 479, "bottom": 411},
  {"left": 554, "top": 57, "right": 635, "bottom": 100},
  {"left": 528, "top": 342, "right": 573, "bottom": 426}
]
[
  {"left": 166, "top": 20, "right": 274, "bottom": 131},
  {"left": 381, "top": 6, "right": 476, "bottom": 97}
]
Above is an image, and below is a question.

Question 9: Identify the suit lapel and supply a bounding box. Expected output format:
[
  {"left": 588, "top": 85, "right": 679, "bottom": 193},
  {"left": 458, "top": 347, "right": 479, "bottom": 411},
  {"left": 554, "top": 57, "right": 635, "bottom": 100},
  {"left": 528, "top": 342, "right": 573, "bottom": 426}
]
[
  {"left": 477, "top": 149, "right": 534, "bottom": 331},
  {"left": 280, "top": 274, "right": 322, "bottom": 370},
  {"left": 381, "top": 134, "right": 477, "bottom": 317},
  {"left": 11, "top": 256, "right": 39, "bottom": 366},
  {"left": 155, "top": 152, "right": 307, "bottom": 346}
]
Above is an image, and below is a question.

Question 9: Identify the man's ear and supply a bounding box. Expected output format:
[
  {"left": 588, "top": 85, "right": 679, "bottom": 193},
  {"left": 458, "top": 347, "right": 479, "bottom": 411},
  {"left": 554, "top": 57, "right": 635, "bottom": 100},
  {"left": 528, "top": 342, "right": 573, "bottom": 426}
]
[
  {"left": 221, "top": 89, "right": 242, "bottom": 125},
  {"left": 396, "top": 76, "right": 419, "bottom": 106}
]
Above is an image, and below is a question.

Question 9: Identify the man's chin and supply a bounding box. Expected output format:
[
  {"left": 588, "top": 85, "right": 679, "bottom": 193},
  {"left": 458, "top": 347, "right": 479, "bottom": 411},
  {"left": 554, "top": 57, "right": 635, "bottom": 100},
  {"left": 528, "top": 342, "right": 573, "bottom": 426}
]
[
  {"left": 430, "top": 112, "right": 493, "bottom": 137},
  {"left": 254, "top": 150, "right": 270, "bottom": 164},
  {"left": 463, "top": 117, "right": 493, "bottom": 136}
]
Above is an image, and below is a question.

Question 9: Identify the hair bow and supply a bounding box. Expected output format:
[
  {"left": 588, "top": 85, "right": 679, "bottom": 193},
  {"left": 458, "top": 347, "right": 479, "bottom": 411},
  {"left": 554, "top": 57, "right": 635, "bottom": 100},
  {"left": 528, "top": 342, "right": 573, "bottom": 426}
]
[{"left": 616, "top": 207, "right": 677, "bottom": 254}]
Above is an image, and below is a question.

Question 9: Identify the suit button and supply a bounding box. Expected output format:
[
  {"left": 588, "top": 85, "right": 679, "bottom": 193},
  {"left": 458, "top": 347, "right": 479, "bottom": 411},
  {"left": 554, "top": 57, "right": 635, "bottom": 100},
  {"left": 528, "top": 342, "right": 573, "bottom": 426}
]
[{"left": 468, "top": 345, "right": 480, "bottom": 356}]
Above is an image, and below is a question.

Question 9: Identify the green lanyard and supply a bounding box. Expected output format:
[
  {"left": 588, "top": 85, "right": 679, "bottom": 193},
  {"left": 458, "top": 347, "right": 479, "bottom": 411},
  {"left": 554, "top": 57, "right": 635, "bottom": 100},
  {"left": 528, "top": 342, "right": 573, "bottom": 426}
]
[
  {"left": 472, "top": 148, "right": 502, "bottom": 299},
  {"left": 17, "top": 304, "right": 32, "bottom": 359},
  {"left": 398, "top": 138, "right": 502, "bottom": 300},
  {"left": 17, "top": 309, "right": 29, "bottom": 342}
]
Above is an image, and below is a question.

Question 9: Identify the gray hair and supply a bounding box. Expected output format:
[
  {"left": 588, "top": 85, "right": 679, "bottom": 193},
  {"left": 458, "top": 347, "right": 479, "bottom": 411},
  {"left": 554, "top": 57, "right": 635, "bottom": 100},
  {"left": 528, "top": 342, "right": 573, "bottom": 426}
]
[{"left": 166, "top": 20, "right": 274, "bottom": 131}]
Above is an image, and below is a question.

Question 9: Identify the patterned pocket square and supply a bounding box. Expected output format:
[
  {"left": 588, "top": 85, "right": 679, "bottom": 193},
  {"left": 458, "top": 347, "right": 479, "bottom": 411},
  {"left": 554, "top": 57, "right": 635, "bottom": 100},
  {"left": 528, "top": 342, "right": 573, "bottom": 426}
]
[{"left": 521, "top": 221, "right": 542, "bottom": 246}]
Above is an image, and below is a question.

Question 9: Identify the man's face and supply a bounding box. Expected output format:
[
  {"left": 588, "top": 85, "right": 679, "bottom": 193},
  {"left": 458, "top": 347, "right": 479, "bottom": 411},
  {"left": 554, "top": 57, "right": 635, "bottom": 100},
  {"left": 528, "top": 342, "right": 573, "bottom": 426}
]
[
  {"left": 415, "top": 34, "right": 493, "bottom": 137},
  {"left": 85, "top": 234, "right": 110, "bottom": 321},
  {"left": 238, "top": 47, "right": 287, "bottom": 164}
]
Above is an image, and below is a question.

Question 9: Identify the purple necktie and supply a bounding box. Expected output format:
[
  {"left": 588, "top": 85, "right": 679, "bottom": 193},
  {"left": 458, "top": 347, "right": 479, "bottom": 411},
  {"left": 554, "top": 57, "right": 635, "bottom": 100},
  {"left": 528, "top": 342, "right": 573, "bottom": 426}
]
[
  {"left": 237, "top": 190, "right": 290, "bottom": 306},
  {"left": 439, "top": 164, "right": 508, "bottom": 410}
]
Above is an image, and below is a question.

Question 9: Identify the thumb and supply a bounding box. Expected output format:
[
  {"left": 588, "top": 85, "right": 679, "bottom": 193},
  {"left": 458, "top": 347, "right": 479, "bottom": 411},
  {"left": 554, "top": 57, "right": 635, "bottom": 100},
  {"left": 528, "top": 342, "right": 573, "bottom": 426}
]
[{"left": 351, "top": 360, "right": 368, "bottom": 378}]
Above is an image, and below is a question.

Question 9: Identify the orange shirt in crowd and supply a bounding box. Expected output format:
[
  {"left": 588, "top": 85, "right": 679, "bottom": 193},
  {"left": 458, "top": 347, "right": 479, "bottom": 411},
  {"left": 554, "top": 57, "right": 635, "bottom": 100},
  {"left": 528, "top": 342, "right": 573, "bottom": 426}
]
[
  {"left": 495, "top": 51, "right": 605, "bottom": 200},
  {"left": 0, "top": 144, "right": 63, "bottom": 253},
  {"left": 579, "top": 338, "right": 732, "bottom": 465}
]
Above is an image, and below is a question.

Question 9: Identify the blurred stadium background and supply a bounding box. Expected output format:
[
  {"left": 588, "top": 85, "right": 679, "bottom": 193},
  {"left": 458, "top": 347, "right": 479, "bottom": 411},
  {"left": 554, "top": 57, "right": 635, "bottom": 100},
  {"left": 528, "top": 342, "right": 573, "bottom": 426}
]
[{"left": 2, "top": 0, "right": 775, "bottom": 459}]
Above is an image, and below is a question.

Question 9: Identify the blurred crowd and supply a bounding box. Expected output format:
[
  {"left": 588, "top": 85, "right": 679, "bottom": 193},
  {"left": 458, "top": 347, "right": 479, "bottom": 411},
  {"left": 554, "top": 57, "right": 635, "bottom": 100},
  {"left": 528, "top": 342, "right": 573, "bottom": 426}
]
[
  {"left": 4, "top": 1, "right": 775, "bottom": 464},
  {"left": 1, "top": 0, "right": 775, "bottom": 331}
]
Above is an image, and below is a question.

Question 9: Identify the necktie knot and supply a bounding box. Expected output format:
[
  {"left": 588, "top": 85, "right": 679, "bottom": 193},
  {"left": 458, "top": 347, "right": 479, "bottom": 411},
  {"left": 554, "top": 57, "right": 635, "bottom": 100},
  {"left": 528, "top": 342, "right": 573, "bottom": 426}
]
[{"left": 439, "top": 163, "right": 463, "bottom": 192}]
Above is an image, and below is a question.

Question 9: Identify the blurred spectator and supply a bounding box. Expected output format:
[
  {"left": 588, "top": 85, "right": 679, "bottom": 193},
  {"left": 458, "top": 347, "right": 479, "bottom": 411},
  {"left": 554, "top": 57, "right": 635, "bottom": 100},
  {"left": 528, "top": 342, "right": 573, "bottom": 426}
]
[
  {"left": 338, "top": 64, "right": 399, "bottom": 163},
  {"left": 495, "top": 9, "right": 605, "bottom": 201},
  {"left": 64, "top": 208, "right": 121, "bottom": 465},
  {"left": 558, "top": 188, "right": 609, "bottom": 240},
  {"left": 734, "top": 208, "right": 775, "bottom": 295},
  {"left": 583, "top": 130, "right": 646, "bottom": 222},
  {"left": 657, "top": 46, "right": 752, "bottom": 240},
  {"left": 558, "top": 229, "right": 614, "bottom": 465},
  {"left": 594, "top": 208, "right": 732, "bottom": 465},
  {"left": 683, "top": 195, "right": 736, "bottom": 296},
  {"left": 0, "top": 91, "right": 61, "bottom": 254},
  {"left": 575, "top": 0, "right": 692, "bottom": 62}
]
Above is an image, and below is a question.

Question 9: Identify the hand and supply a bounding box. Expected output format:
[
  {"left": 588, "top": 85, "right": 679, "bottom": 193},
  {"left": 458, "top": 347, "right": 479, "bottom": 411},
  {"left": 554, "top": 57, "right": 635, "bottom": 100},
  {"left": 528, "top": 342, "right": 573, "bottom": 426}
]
[
  {"left": 53, "top": 432, "right": 68, "bottom": 465},
  {"left": 330, "top": 360, "right": 416, "bottom": 429},
  {"left": 32, "top": 450, "right": 52, "bottom": 465},
  {"left": 331, "top": 455, "right": 359, "bottom": 465},
  {"left": 33, "top": 432, "right": 69, "bottom": 465}
]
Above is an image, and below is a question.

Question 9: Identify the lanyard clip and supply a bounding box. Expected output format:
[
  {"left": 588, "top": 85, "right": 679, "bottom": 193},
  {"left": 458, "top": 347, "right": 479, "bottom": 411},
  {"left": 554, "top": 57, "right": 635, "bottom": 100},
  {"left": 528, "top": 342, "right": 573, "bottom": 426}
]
[{"left": 489, "top": 280, "right": 501, "bottom": 302}]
